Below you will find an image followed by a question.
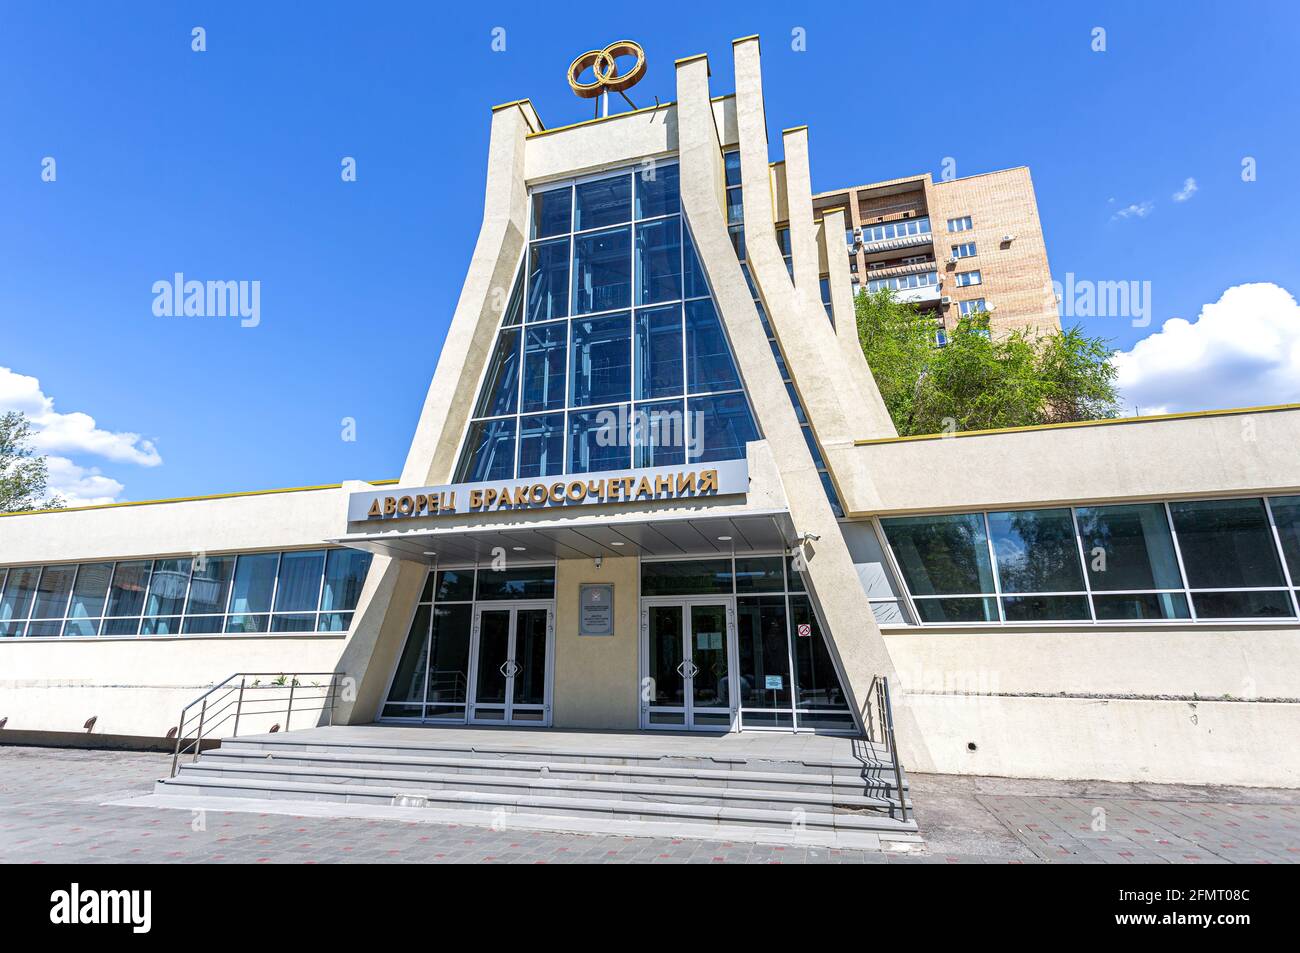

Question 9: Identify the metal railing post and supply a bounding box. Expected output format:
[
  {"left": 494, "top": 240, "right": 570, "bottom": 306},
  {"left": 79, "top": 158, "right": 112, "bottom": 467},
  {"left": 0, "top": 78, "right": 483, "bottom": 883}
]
[
  {"left": 170, "top": 712, "right": 184, "bottom": 778},
  {"left": 285, "top": 678, "right": 295, "bottom": 732},
  {"left": 328, "top": 674, "right": 337, "bottom": 727},
  {"left": 193, "top": 697, "right": 207, "bottom": 763},
  {"left": 881, "top": 676, "right": 908, "bottom": 822},
  {"left": 232, "top": 676, "right": 246, "bottom": 738}
]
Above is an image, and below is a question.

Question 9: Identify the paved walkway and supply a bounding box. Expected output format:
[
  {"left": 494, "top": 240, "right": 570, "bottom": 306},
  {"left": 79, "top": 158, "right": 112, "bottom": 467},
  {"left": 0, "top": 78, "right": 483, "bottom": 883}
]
[{"left": 0, "top": 744, "right": 1296, "bottom": 863}]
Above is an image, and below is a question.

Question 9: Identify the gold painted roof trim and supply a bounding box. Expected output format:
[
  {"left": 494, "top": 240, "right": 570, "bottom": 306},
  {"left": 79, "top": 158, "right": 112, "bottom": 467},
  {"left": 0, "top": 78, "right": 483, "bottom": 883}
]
[
  {"left": 854, "top": 403, "right": 1300, "bottom": 446},
  {"left": 1, "top": 479, "right": 400, "bottom": 518},
  {"left": 674, "top": 53, "right": 710, "bottom": 75}
]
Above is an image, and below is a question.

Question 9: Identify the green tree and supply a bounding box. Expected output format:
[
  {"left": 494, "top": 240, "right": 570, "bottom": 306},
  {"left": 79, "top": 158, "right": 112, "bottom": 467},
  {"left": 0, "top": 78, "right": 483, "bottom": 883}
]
[
  {"left": 0, "top": 411, "right": 64, "bottom": 513},
  {"left": 855, "top": 288, "right": 1122, "bottom": 436}
]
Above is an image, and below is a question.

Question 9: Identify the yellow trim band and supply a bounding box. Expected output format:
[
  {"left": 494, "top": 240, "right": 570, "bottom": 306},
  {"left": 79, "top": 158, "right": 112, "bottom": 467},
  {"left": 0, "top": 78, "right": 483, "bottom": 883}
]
[
  {"left": 0, "top": 479, "right": 400, "bottom": 519},
  {"left": 854, "top": 404, "right": 1300, "bottom": 446},
  {"left": 526, "top": 100, "right": 673, "bottom": 139}
]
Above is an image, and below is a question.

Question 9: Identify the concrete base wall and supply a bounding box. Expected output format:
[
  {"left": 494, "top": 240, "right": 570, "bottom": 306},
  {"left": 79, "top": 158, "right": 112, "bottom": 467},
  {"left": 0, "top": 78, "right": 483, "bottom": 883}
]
[
  {"left": 906, "top": 694, "right": 1300, "bottom": 788},
  {"left": 887, "top": 625, "right": 1300, "bottom": 787},
  {"left": 0, "top": 636, "right": 346, "bottom": 741}
]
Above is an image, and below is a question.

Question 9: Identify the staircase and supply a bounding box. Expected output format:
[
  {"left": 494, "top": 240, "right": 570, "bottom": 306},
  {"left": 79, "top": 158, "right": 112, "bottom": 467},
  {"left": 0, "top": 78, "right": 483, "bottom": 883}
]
[{"left": 154, "top": 726, "right": 918, "bottom": 849}]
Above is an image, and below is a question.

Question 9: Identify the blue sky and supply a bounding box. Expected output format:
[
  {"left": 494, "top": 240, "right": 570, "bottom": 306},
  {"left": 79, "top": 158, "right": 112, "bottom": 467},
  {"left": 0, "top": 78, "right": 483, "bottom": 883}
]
[{"left": 2, "top": 1, "right": 1298, "bottom": 504}]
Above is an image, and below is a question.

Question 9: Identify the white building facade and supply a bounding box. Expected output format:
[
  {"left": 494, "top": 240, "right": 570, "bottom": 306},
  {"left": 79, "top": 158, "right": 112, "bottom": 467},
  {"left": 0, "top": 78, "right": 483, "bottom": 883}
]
[{"left": 2, "top": 38, "right": 1299, "bottom": 788}]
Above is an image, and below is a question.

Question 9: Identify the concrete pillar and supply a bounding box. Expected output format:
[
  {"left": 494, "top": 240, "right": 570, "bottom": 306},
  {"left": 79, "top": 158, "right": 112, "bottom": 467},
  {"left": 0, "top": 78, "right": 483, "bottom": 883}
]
[{"left": 676, "top": 49, "right": 931, "bottom": 767}]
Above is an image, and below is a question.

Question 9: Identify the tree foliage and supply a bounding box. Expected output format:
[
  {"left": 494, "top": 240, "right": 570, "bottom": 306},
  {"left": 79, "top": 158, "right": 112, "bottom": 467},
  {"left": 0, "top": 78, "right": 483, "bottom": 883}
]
[
  {"left": 855, "top": 289, "right": 1122, "bottom": 436},
  {"left": 0, "top": 411, "right": 64, "bottom": 513}
]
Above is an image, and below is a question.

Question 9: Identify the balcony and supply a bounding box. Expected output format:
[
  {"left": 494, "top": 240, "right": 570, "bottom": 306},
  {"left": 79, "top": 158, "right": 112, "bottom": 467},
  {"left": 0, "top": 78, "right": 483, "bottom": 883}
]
[
  {"left": 895, "top": 285, "right": 942, "bottom": 305},
  {"left": 860, "top": 231, "right": 934, "bottom": 254},
  {"left": 863, "top": 260, "right": 937, "bottom": 281}
]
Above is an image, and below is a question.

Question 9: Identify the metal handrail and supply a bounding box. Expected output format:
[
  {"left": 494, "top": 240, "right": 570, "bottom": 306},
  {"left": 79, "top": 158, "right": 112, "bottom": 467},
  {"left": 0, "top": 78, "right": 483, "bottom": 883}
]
[
  {"left": 865, "top": 675, "right": 908, "bottom": 823},
  {"left": 170, "top": 672, "right": 340, "bottom": 778}
]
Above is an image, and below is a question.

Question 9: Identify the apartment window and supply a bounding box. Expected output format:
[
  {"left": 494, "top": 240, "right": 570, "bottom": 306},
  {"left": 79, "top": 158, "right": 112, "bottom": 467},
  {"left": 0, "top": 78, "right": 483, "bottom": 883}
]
[
  {"left": 958, "top": 298, "right": 987, "bottom": 316},
  {"left": 861, "top": 217, "right": 932, "bottom": 244},
  {"left": 0, "top": 549, "right": 373, "bottom": 638},
  {"left": 952, "top": 242, "right": 977, "bottom": 259},
  {"left": 955, "top": 270, "right": 982, "bottom": 287},
  {"left": 947, "top": 216, "right": 973, "bottom": 232},
  {"left": 866, "top": 271, "right": 939, "bottom": 294},
  {"left": 879, "top": 497, "right": 1300, "bottom": 625}
]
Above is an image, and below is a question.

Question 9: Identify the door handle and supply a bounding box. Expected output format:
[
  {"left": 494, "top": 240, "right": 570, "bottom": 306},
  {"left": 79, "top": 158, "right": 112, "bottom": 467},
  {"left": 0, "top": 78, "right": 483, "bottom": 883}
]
[
  {"left": 499, "top": 660, "right": 511, "bottom": 677},
  {"left": 678, "top": 660, "right": 699, "bottom": 678}
]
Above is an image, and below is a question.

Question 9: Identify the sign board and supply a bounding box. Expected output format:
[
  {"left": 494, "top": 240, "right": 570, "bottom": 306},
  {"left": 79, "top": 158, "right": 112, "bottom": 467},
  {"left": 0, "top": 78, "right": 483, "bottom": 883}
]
[
  {"left": 764, "top": 675, "right": 784, "bottom": 690},
  {"left": 797, "top": 623, "right": 812, "bottom": 638},
  {"left": 579, "top": 584, "right": 615, "bottom": 637},
  {"left": 695, "top": 631, "right": 722, "bottom": 651},
  {"left": 347, "top": 459, "right": 748, "bottom": 523}
]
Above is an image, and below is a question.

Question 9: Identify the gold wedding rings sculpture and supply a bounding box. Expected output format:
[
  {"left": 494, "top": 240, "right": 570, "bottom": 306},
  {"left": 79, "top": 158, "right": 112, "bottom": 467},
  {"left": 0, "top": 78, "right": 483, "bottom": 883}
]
[{"left": 567, "top": 40, "right": 647, "bottom": 99}]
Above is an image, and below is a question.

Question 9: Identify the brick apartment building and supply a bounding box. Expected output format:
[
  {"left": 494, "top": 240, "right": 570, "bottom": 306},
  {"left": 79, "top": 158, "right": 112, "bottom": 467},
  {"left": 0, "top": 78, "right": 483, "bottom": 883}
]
[{"left": 813, "top": 166, "right": 1059, "bottom": 340}]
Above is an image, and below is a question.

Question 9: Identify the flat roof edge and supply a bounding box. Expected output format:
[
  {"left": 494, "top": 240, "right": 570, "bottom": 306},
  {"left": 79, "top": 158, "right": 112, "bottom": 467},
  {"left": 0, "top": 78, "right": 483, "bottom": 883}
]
[
  {"left": 854, "top": 404, "right": 1300, "bottom": 446},
  {"left": 0, "top": 479, "right": 401, "bottom": 519}
]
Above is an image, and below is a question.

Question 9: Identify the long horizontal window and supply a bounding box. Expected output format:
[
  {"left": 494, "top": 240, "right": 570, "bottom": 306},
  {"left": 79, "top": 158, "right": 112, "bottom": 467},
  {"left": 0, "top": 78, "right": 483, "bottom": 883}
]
[
  {"left": 866, "top": 270, "right": 938, "bottom": 294},
  {"left": 861, "top": 217, "right": 931, "bottom": 243},
  {"left": 880, "top": 496, "right": 1300, "bottom": 625},
  {"left": 0, "top": 548, "right": 373, "bottom": 638}
]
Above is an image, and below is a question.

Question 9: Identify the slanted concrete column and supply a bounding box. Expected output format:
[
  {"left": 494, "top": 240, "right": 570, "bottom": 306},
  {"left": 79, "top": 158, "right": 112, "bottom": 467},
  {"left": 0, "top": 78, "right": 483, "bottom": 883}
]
[
  {"left": 730, "top": 55, "right": 859, "bottom": 453},
  {"left": 676, "top": 51, "right": 930, "bottom": 766},
  {"left": 821, "top": 206, "right": 896, "bottom": 438},
  {"left": 336, "top": 101, "right": 537, "bottom": 724}
]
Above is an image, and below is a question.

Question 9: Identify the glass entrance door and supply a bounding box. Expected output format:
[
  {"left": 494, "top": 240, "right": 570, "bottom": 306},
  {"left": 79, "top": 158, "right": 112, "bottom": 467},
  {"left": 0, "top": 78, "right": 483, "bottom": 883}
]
[
  {"left": 469, "top": 602, "right": 553, "bottom": 725},
  {"left": 640, "top": 597, "right": 736, "bottom": 730}
]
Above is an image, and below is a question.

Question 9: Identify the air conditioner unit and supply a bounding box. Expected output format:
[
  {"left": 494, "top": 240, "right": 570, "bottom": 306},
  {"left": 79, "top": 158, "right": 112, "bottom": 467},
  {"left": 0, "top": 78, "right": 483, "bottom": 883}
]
[
  {"left": 946, "top": 256, "right": 959, "bottom": 265},
  {"left": 1001, "top": 233, "right": 1016, "bottom": 243},
  {"left": 986, "top": 302, "right": 998, "bottom": 312},
  {"left": 940, "top": 296, "right": 952, "bottom": 305}
]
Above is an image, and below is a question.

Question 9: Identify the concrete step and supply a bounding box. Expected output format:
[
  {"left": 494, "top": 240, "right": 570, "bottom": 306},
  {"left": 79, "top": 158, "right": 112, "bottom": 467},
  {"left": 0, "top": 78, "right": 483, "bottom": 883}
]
[
  {"left": 215, "top": 734, "right": 898, "bottom": 779},
  {"left": 198, "top": 747, "right": 907, "bottom": 796},
  {"left": 155, "top": 772, "right": 919, "bottom": 837},
  {"left": 174, "top": 759, "right": 910, "bottom": 813}
]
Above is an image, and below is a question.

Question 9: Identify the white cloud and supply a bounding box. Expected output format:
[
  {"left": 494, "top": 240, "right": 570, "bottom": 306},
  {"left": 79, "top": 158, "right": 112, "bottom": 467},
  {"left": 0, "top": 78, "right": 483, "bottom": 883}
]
[
  {"left": 0, "top": 366, "right": 161, "bottom": 467},
  {"left": 1172, "top": 177, "right": 1198, "bottom": 202},
  {"left": 42, "top": 456, "right": 126, "bottom": 507},
  {"left": 1112, "top": 282, "right": 1300, "bottom": 415},
  {"left": 1112, "top": 200, "right": 1154, "bottom": 220}
]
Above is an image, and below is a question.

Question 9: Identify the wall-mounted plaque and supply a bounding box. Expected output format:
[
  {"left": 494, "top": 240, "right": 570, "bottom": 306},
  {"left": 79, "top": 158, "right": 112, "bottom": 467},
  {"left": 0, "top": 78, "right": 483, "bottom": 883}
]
[{"left": 579, "top": 584, "right": 615, "bottom": 636}]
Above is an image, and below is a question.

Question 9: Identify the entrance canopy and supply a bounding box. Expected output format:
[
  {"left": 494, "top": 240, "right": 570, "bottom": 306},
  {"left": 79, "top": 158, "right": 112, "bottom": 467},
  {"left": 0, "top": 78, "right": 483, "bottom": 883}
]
[{"left": 330, "top": 509, "right": 796, "bottom": 564}]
